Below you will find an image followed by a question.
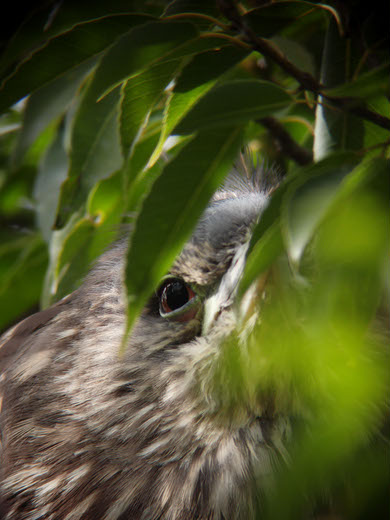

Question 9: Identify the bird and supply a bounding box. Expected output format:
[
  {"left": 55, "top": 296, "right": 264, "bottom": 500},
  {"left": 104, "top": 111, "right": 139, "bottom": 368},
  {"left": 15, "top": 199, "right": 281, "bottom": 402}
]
[{"left": 0, "top": 160, "right": 289, "bottom": 520}]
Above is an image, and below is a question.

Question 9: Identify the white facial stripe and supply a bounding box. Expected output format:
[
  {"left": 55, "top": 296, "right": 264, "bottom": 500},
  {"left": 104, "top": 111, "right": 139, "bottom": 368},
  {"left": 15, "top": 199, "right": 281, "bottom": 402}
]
[{"left": 202, "top": 242, "right": 249, "bottom": 335}]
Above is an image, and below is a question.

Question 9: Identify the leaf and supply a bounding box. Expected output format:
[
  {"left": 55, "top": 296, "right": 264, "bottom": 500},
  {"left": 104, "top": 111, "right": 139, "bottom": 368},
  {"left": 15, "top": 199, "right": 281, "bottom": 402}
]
[
  {"left": 243, "top": 1, "right": 322, "bottom": 38},
  {"left": 0, "top": 234, "right": 48, "bottom": 332},
  {"left": 326, "top": 63, "right": 390, "bottom": 100},
  {"left": 120, "top": 60, "right": 180, "bottom": 156},
  {"left": 86, "top": 169, "right": 125, "bottom": 226},
  {"left": 313, "top": 18, "right": 364, "bottom": 160},
  {"left": 0, "top": 14, "right": 153, "bottom": 114},
  {"left": 12, "top": 59, "right": 95, "bottom": 165},
  {"left": 55, "top": 81, "right": 123, "bottom": 228},
  {"left": 124, "top": 125, "right": 244, "bottom": 338},
  {"left": 148, "top": 44, "right": 249, "bottom": 166},
  {"left": 239, "top": 181, "right": 290, "bottom": 297},
  {"left": 0, "top": 3, "right": 153, "bottom": 77},
  {"left": 283, "top": 153, "right": 359, "bottom": 265},
  {"left": 91, "top": 20, "right": 199, "bottom": 101},
  {"left": 43, "top": 168, "right": 126, "bottom": 306},
  {"left": 42, "top": 216, "right": 96, "bottom": 306},
  {"left": 175, "top": 80, "right": 291, "bottom": 134},
  {"left": 34, "top": 128, "right": 69, "bottom": 242},
  {"left": 271, "top": 36, "right": 315, "bottom": 76}
]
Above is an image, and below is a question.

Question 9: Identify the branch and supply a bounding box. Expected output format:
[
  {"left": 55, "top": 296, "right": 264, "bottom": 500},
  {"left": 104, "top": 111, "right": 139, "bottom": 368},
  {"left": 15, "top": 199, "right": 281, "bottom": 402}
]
[
  {"left": 217, "top": 0, "right": 390, "bottom": 131},
  {"left": 259, "top": 116, "right": 313, "bottom": 166}
]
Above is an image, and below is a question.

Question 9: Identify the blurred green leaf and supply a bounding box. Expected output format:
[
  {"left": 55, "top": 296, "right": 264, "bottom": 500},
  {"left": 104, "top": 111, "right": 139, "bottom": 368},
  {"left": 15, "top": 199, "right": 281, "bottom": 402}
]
[
  {"left": 12, "top": 59, "right": 94, "bottom": 166},
  {"left": 326, "top": 63, "right": 390, "bottom": 100},
  {"left": 313, "top": 18, "right": 364, "bottom": 160},
  {"left": 43, "top": 215, "right": 95, "bottom": 305},
  {"left": 34, "top": 127, "right": 68, "bottom": 242},
  {"left": 271, "top": 36, "right": 315, "bottom": 76},
  {"left": 42, "top": 168, "right": 126, "bottom": 307},
  {"left": 283, "top": 153, "right": 359, "bottom": 265},
  {"left": 0, "top": 234, "right": 48, "bottom": 332},
  {"left": 55, "top": 83, "right": 123, "bottom": 228},
  {"left": 238, "top": 179, "right": 292, "bottom": 298}
]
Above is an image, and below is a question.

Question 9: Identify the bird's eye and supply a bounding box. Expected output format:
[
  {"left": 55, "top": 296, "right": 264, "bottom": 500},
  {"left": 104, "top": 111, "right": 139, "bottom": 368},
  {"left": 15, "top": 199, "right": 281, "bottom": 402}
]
[{"left": 158, "top": 279, "right": 199, "bottom": 322}]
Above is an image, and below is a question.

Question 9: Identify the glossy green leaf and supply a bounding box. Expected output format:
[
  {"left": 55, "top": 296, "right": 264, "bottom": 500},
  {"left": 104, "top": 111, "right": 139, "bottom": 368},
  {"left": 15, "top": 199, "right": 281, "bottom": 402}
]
[
  {"left": 91, "top": 20, "right": 199, "bottom": 101},
  {"left": 175, "top": 80, "right": 291, "bottom": 133},
  {"left": 0, "top": 14, "right": 152, "bottom": 114},
  {"left": 148, "top": 44, "right": 249, "bottom": 166},
  {"left": 124, "top": 125, "right": 244, "bottom": 336},
  {"left": 120, "top": 60, "right": 180, "bottom": 156},
  {"left": 0, "top": 3, "right": 152, "bottom": 77}
]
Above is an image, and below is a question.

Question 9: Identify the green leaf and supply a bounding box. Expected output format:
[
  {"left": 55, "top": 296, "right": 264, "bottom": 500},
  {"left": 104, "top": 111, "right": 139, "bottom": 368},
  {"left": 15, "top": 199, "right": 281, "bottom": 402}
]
[
  {"left": 326, "top": 63, "right": 390, "bottom": 100},
  {"left": 43, "top": 169, "right": 126, "bottom": 306},
  {"left": 91, "top": 20, "right": 199, "bottom": 101},
  {"left": 12, "top": 59, "right": 94, "bottom": 166},
  {"left": 239, "top": 181, "right": 290, "bottom": 298},
  {"left": 313, "top": 18, "right": 364, "bottom": 160},
  {"left": 243, "top": 1, "right": 323, "bottom": 38},
  {"left": 0, "top": 3, "right": 153, "bottom": 77},
  {"left": 0, "top": 234, "right": 48, "bottom": 332},
  {"left": 283, "top": 154, "right": 360, "bottom": 265},
  {"left": 0, "top": 14, "right": 152, "bottom": 114},
  {"left": 34, "top": 128, "right": 69, "bottom": 242},
  {"left": 120, "top": 60, "right": 180, "bottom": 156},
  {"left": 148, "top": 44, "right": 249, "bottom": 166},
  {"left": 55, "top": 81, "right": 123, "bottom": 228},
  {"left": 124, "top": 125, "right": 244, "bottom": 337},
  {"left": 42, "top": 216, "right": 95, "bottom": 306},
  {"left": 271, "top": 36, "right": 315, "bottom": 76},
  {"left": 175, "top": 80, "right": 291, "bottom": 133},
  {"left": 86, "top": 169, "right": 125, "bottom": 225}
]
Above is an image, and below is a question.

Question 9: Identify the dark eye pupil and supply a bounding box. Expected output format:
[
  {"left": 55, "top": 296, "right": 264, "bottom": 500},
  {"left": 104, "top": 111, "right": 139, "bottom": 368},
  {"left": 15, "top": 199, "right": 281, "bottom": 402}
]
[{"left": 163, "top": 281, "right": 189, "bottom": 311}]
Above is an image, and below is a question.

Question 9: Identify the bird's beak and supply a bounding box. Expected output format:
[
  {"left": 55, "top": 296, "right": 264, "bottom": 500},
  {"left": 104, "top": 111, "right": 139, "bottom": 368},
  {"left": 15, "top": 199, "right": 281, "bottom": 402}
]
[{"left": 202, "top": 242, "right": 267, "bottom": 336}]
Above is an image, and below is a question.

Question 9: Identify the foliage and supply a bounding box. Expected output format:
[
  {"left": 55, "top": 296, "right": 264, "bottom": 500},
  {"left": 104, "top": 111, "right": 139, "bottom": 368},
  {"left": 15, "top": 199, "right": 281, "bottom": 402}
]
[{"left": 0, "top": 0, "right": 388, "bottom": 518}]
